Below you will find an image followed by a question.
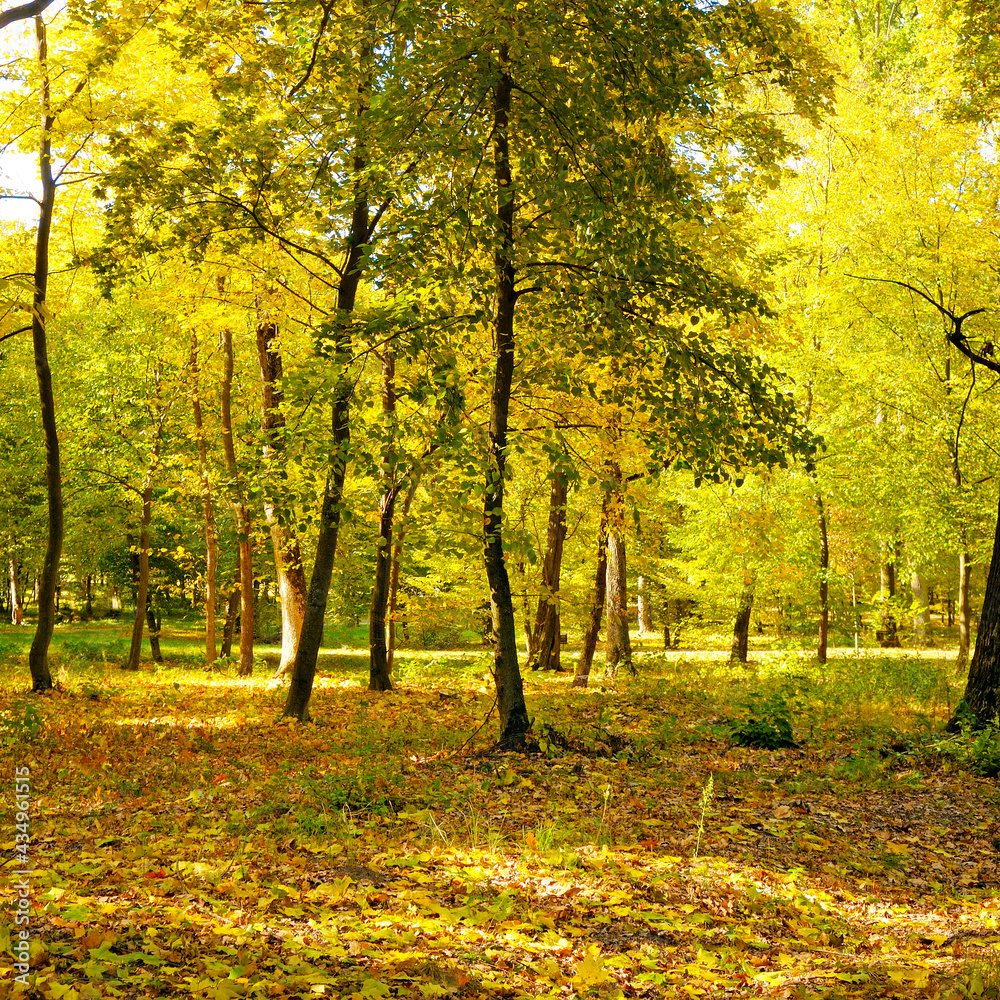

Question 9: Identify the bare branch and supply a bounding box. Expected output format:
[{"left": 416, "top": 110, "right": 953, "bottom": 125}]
[{"left": 0, "top": 0, "right": 56, "bottom": 30}]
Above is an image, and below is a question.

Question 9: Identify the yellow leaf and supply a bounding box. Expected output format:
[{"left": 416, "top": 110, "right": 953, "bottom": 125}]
[{"left": 574, "top": 945, "right": 611, "bottom": 987}]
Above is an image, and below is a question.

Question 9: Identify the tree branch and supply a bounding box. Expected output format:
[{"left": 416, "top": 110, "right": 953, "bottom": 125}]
[
  {"left": 0, "top": 0, "right": 56, "bottom": 30},
  {"left": 848, "top": 273, "right": 999, "bottom": 374}
]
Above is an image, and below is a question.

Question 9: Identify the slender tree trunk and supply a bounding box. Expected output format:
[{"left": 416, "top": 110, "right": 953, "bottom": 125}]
[
  {"left": 387, "top": 477, "right": 418, "bottom": 676},
  {"left": 369, "top": 350, "right": 398, "bottom": 693},
  {"left": 221, "top": 325, "right": 254, "bottom": 676},
  {"left": 604, "top": 462, "right": 632, "bottom": 672},
  {"left": 529, "top": 466, "right": 567, "bottom": 672},
  {"left": 574, "top": 502, "right": 609, "bottom": 689},
  {"left": 190, "top": 332, "right": 218, "bottom": 666},
  {"left": 256, "top": 319, "right": 307, "bottom": 677},
  {"left": 910, "top": 568, "right": 930, "bottom": 643},
  {"left": 27, "top": 15, "right": 61, "bottom": 693},
  {"left": 730, "top": 570, "right": 755, "bottom": 664},
  {"left": 816, "top": 490, "right": 829, "bottom": 664},
  {"left": 637, "top": 576, "right": 653, "bottom": 635},
  {"left": 221, "top": 582, "right": 239, "bottom": 659},
  {"left": 957, "top": 552, "right": 973, "bottom": 670},
  {"left": 10, "top": 559, "right": 23, "bottom": 626},
  {"left": 146, "top": 604, "right": 163, "bottom": 663},
  {"left": 953, "top": 492, "right": 1000, "bottom": 728},
  {"left": 283, "top": 71, "right": 373, "bottom": 720},
  {"left": 83, "top": 573, "right": 93, "bottom": 620},
  {"left": 125, "top": 478, "right": 155, "bottom": 671},
  {"left": 482, "top": 44, "right": 530, "bottom": 745}
]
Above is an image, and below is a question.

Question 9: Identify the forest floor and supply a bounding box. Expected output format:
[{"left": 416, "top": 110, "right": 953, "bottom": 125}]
[{"left": 1, "top": 624, "right": 999, "bottom": 999}]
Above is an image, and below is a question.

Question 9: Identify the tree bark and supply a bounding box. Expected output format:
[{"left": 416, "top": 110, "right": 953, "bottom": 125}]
[
  {"left": 221, "top": 582, "right": 239, "bottom": 658},
  {"left": 637, "top": 576, "right": 653, "bottom": 635},
  {"left": 954, "top": 491, "right": 1000, "bottom": 728},
  {"left": 124, "top": 476, "right": 155, "bottom": 671},
  {"left": 26, "top": 14, "right": 61, "bottom": 692},
  {"left": 604, "top": 462, "right": 632, "bottom": 672},
  {"left": 957, "top": 552, "right": 973, "bottom": 670},
  {"left": 221, "top": 324, "right": 254, "bottom": 677},
  {"left": 910, "top": 568, "right": 930, "bottom": 642},
  {"left": 528, "top": 465, "right": 567, "bottom": 672},
  {"left": 387, "top": 477, "right": 418, "bottom": 676},
  {"left": 482, "top": 43, "right": 530, "bottom": 745},
  {"left": 282, "top": 72, "right": 372, "bottom": 720},
  {"left": 369, "top": 350, "right": 397, "bottom": 693},
  {"left": 816, "top": 490, "right": 829, "bottom": 664},
  {"left": 9, "top": 559, "right": 23, "bottom": 625},
  {"left": 146, "top": 604, "right": 163, "bottom": 663},
  {"left": 574, "top": 508, "right": 608, "bottom": 689},
  {"left": 730, "top": 571, "right": 755, "bottom": 664},
  {"left": 256, "top": 319, "right": 307, "bottom": 677},
  {"left": 190, "top": 331, "right": 218, "bottom": 666}
]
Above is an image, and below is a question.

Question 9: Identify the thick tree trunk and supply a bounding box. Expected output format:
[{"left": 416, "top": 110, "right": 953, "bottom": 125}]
[
  {"left": 482, "top": 46, "right": 530, "bottom": 746},
  {"left": 730, "top": 571, "right": 755, "bottom": 664},
  {"left": 26, "top": 15, "right": 60, "bottom": 693},
  {"left": 529, "top": 466, "right": 567, "bottom": 672},
  {"left": 957, "top": 552, "right": 972, "bottom": 670},
  {"left": 816, "top": 491, "right": 829, "bottom": 664},
  {"left": 574, "top": 511, "right": 608, "bottom": 689},
  {"left": 221, "top": 325, "right": 254, "bottom": 677},
  {"left": 637, "top": 576, "right": 653, "bottom": 635},
  {"left": 954, "top": 493, "right": 1000, "bottom": 728},
  {"left": 256, "top": 319, "right": 307, "bottom": 677},
  {"left": 190, "top": 332, "right": 218, "bottom": 666},
  {"left": 387, "top": 477, "right": 418, "bottom": 676},
  {"left": 124, "top": 481, "right": 154, "bottom": 671},
  {"left": 10, "top": 559, "right": 23, "bottom": 626}
]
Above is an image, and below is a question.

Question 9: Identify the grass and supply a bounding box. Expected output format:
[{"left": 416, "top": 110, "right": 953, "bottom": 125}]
[{"left": 1, "top": 619, "right": 998, "bottom": 998}]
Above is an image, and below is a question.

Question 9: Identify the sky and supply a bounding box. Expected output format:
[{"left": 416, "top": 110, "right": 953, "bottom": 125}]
[{"left": 0, "top": 0, "right": 69, "bottom": 225}]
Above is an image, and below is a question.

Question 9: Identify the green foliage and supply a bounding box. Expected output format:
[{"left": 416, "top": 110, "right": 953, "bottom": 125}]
[
  {"left": 729, "top": 692, "right": 799, "bottom": 749},
  {"left": 0, "top": 699, "right": 44, "bottom": 746}
]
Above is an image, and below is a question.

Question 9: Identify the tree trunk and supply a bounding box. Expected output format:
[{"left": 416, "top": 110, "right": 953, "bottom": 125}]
[
  {"left": 387, "top": 477, "right": 418, "bottom": 676},
  {"left": 221, "top": 582, "right": 239, "bottom": 659},
  {"left": 124, "top": 479, "right": 154, "bottom": 671},
  {"left": 573, "top": 511, "right": 608, "bottom": 689},
  {"left": 221, "top": 324, "right": 254, "bottom": 677},
  {"left": 10, "top": 559, "right": 23, "bottom": 626},
  {"left": 605, "top": 527, "right": 632, "bottom": 671},
  {"left": 957, "top": 552, "right": 972, "bottom": 670},
  {"left": 369, "top": 350, "right": 398, "bottom": 693},
  {"left": 83, "top": 573, "right": 93, "bottom": 620},
  {"left": 190, "top": 331, "right": 218, "bottom": 666},
  {"left": 637, "top": 576, "right": 653, "bottom": 635},
  {"left": 482, "top": 45, "right": 530, "bottom": 746},
  {"left": 953, "top": 492, "right": 1000, "bottom": 728},
  {"left": 910, "top": 568, "right": 930, "bottom": 642},
  {"left": 146, "top": 604, "right": 163, "bottom": 663},
  {"left": 529, "top": 466, "right": 567, "bottom": 672},
  {"left": 816, "top": 490, "right": 829, "bottom": 664},
  {"left": 256, "top": 319, "right": 308, "bottom": 677},
  {"left": 27, "top": 15, "right": 61, "bottom": 693},
  {"left": 730, "top": 571, "right": 755, "bottom": 664},
  {"left": 282, "top": 81, "right": 373, "bottom": 720}
]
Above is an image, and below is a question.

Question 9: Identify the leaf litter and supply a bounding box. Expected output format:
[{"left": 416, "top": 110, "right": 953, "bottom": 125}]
[{"left": 2, "top": 648, "right": 999, "bottom": 999}]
